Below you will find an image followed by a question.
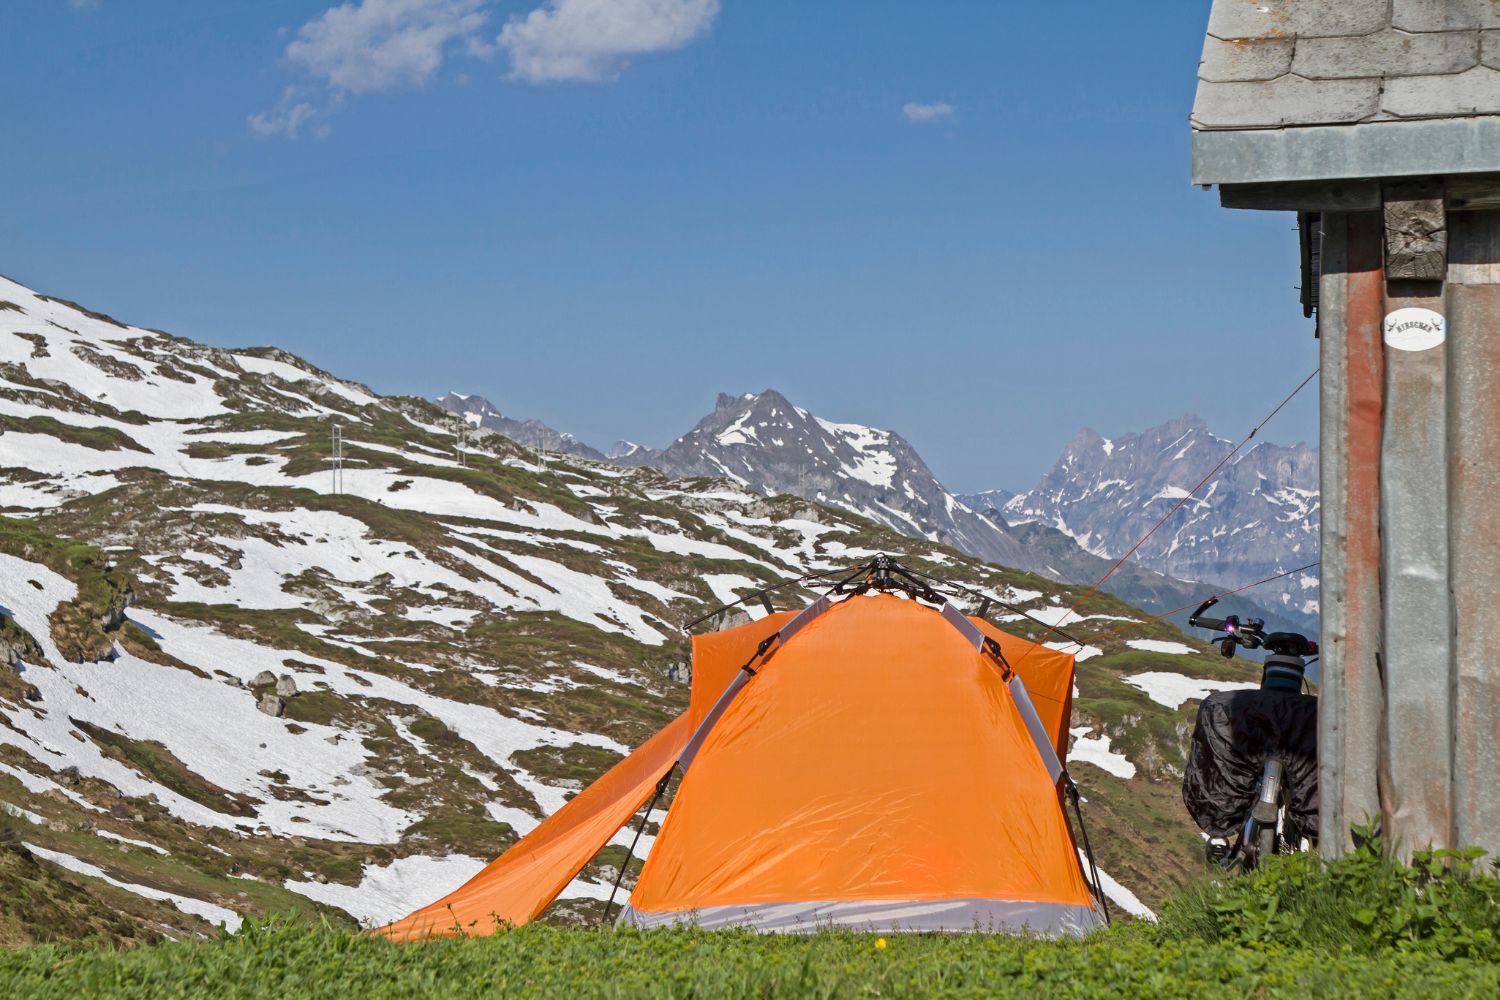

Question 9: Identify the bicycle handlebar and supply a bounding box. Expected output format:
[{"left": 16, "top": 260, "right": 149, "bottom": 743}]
[{"left": 1189, "top": 597, "right": 1316, "bottom": 660}]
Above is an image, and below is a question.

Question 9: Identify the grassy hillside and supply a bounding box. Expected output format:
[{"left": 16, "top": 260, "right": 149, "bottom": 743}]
[
  {"left": 1, "top": 846, "right": 1495, "bottom": 999},
  {"left": 0, "top": 276, "right": 1305, "bottom": 938}
]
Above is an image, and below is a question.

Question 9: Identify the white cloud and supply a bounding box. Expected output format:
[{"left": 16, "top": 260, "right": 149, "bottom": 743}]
[
  {"left": 251, "top": 0, "right": 716, "bottom": 138},
  {"left": 285, "top": 0, "right": 490, "bottom": 94},
  {"left": 250, "top": 0, "right": 489, "bottom": 138},
  {"left": 902, "top": 101, "right": 955, "bottom": 123},
  {"left": 497, "top": 0, "right": 719, "bottom": 84},
  {"left": 248, "top": 87, "right": 330, "bottom": 140}
]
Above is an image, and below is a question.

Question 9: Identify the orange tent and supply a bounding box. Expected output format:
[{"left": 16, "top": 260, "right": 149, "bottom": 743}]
[{"left": 382, "top": 583, "right": 1105, "bottom": 939}]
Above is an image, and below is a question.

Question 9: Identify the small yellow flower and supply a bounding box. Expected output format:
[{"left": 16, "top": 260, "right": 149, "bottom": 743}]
[{"left": 875, "top": 938, "right": 887, "bottom": 950}]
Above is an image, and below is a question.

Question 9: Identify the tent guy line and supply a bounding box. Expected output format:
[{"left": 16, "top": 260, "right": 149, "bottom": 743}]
[
  {"left": 1076, "top": 562, "right": 1323, "bottom": 649},
  {"left": 1012, "top": 367, "right": 1321, "bottom": 670}
]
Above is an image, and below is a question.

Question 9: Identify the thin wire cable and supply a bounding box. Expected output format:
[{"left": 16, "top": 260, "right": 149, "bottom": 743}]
[
  {"left": 896, "top": 564, "right": 1091, "bottom": 647},
  {"left": 679, "top": 563, "right": 860, "bottom": 633},
  {"left": 1067, "top": 561, "right": 1321, "bottom": 648},
  {"left": 1012, "top": 367, "right": 1320, "bottom": 667}
]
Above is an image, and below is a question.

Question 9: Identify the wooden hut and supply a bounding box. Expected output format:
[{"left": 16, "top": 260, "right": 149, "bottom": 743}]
[{"left": 1191, "top": 0, "right": 1500, "bottom": 858}]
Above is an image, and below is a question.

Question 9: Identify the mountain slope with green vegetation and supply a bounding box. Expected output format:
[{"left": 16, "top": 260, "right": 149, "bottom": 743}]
[{"left": 2, "top": 274, "right": 1287, "bottom": 941}]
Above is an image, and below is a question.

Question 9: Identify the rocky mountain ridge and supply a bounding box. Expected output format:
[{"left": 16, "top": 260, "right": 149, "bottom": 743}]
[
  {"left": 435, "top": 392, "right": 609, "bottom": 463},
  {"left": 1004, "top": 415, "right": 1319, "bottom": 632},
  {"left": 438, "top": 390, "right": 1296, "bottom": 632},
  {"left": 607, "top": 390, "right": 1048, "bottom": 574}
]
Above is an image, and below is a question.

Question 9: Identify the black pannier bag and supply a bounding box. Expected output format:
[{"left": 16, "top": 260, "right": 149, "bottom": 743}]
[{"left": 1182, "top": 688, "right": 1319, "bottom": 842}]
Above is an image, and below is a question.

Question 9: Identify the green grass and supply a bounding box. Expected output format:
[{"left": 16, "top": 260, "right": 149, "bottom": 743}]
[
  {"left": 0, "top": 915, "right": 1492, "bottom": 999},
  {"left": 399, "top": 815, "right": 515, "bottom": 856},
  {"left": 1157, "top": 835, "right": 1500, "bottom": 960},
  {"left": 512, "top": 743, "right": 625, "bottom": 789},
  {"left": 0, "top": 414, "right": 147, "bottom": 453},
  {"left": 0, "top": 844, "right": 1494, "bottom": 998}
]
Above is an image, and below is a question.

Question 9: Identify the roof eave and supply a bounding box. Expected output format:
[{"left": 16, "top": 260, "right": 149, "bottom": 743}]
[{"left": 1192, "top": 117, "right": 1500, "bottom": 187}]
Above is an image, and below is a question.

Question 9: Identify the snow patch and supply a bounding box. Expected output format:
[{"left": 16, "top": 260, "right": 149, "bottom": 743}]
[
  {"left": 284, "top": 854, "right": 488, "bottom": 927},
  {"left": 1068, "top": 727, "right": 1136, "bottom": 779},
  {"left": 1123, "top": 672, "right": 1258, "bottom": 711},
  {"left": 1125, "top": 640, "right": 1196, "bottom": 656},
  {"left": 25, "top": 843, "right": 241, "bottom": 930},
  {"left": 1079, "top": 850, "right": 1155, "bottom": 921}
]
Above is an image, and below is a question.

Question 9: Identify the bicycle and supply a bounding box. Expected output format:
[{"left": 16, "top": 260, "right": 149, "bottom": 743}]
[{"left": 1181, "top": 597, "right": 1319, "bottom": 871}]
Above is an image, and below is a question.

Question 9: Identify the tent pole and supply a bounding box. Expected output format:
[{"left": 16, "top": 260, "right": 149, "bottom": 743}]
[
  {"left": 1066, "top": 776, "right": 1111, "bottom": 923},
  {"left": 602, "top": 769, "right": 673, "bottom": 927}
]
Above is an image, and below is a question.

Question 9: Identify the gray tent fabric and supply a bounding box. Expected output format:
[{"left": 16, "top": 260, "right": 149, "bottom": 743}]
[{"left": 618, "top": 897, "right": 1105, "bottom": 935}]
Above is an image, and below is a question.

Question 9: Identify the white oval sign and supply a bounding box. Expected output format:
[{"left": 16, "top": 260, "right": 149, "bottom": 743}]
[{"left": 1383, "top": 307, "right": 1446, "bottom": 352}]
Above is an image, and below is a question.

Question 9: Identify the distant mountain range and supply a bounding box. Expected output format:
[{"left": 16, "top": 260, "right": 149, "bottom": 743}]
[
  {"left": 436, "top": 391, "right": 1315, "bottom": 634},
  {"left": 957, "top": 488, "right": 1016, "bottom": 512},
  {"left": 1000, "top": 415, "right": 1319, "bottom": 630},
  {"left": 436, "top": 392, "right": 610, "bottom": 462},
  {"left": 607, "top": 390, "right": 1046, "bottom": 573}
]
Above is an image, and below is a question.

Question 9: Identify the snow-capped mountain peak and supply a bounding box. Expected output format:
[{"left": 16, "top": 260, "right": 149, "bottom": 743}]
[
  {"left": 436, "top": 391, "right": 607, "bottom": 462},
  {"left": 1004, "top": 414, "right": 1319, "bottom": 630},
  {"left": 610, "top": 389, "right": 1045, "bottom": 572}
]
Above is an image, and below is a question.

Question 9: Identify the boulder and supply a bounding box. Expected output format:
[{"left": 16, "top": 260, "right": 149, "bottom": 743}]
[
  {"left": 274, "top": 674, "right": 298, "bottom": 697},
  {"left": 251, "top": 670, "right": 276, "bottom": 688},
  {"left": 256, "top": 694, "right": 286, "bottom": 718},
  {"left": 99, "top": 585, "right": 133, "bottom": 632}
]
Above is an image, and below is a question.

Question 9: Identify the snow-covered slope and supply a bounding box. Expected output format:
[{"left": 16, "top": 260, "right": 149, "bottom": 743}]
[{"left": 0, "top": 275, "right": 1268, "bottom": 937}]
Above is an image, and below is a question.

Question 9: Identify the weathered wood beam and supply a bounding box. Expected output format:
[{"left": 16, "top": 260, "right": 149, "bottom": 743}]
[
  {"left": 1383, "top": 179, "right": 1447, "bottom": 282},
  {"left": 1220, "top": 180, "right": 1380, "bottom": 212},
  {"left": 1445, "top": 174, "right": 1500, "bottom": 212}
]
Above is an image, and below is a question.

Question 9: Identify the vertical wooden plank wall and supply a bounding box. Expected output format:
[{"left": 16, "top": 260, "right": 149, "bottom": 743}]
[
  {"left": 1320, "top": 205, "right": 1500, "bottom": 857},
  {"left": 1318, "top": 214, "right": 1350, "bottom": 853},
  {"left": 1447, "top": 210, "right": 1500, "bottom": 858},
  {"left": 1381, "top": 215, "right": 1455, "bottom": 852},
  {"left": 1318, "top": 212, "right": 1387, "bottom": 855}
]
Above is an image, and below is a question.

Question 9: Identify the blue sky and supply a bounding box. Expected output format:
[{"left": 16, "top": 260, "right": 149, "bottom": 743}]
[{"left": 1, "top": 1, "right": 1317, "bottom": 492}]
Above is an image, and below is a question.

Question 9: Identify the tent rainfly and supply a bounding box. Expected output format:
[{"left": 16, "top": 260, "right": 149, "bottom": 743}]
[{"left": 380, "top": 559, "right": 1109, "bottom": 937}]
